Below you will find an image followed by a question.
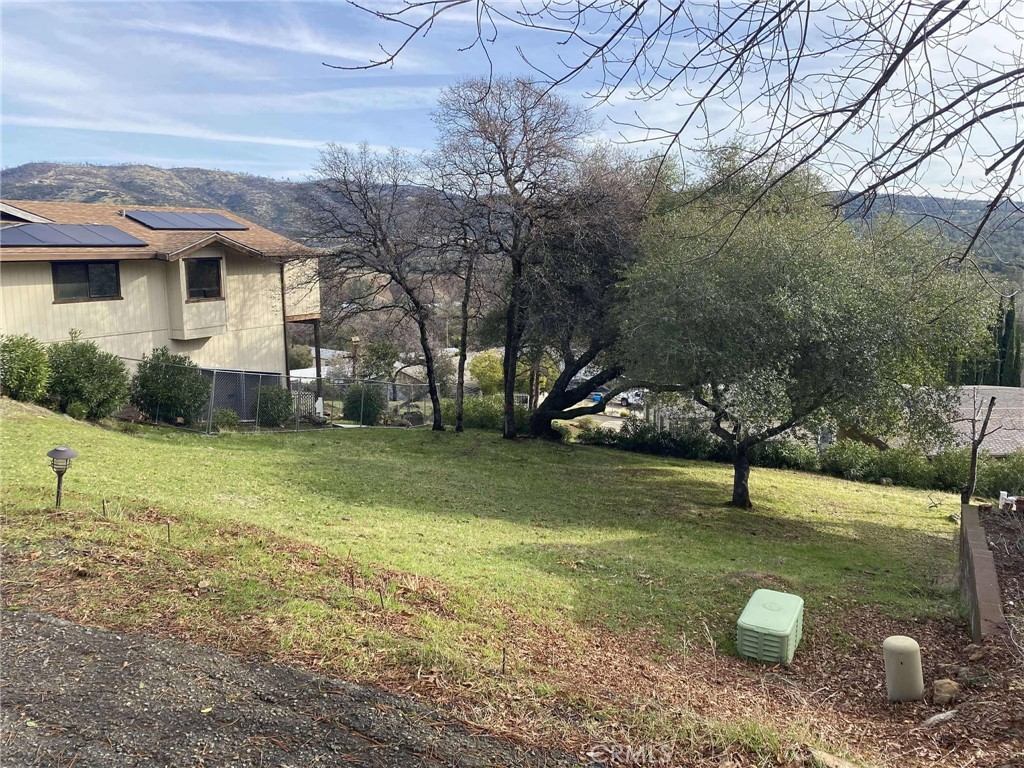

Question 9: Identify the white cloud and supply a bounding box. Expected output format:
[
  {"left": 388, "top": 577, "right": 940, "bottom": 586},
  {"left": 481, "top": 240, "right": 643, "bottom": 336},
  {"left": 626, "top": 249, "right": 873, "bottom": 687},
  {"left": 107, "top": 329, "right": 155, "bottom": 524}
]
[
  {"left": 140, "top": 38, "right": 275, "bottom": 80},
  {"left": 2, "top": 114, "right": 327, "bottom": 150},
  {"left": 178, "top": 85, "right": 443, "bottom": 115},
  {"left": 0, "top": 41, "right": 101, "bottom": 93},
  {"left": 119, "top": 16, "right": 395, "bottom": 65}
]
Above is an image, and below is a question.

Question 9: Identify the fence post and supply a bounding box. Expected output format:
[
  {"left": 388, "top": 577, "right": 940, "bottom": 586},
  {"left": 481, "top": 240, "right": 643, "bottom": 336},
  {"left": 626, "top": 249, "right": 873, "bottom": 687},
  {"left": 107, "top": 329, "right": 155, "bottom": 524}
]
[
  {"left": 295, "top": 377, "right": 301, "bottom": 432},
  {"left": 206, "top": 370, "right": 217, "bottom": 435},
  {"left": 255, "top": 375, "right": 262, "bottom": 433},
  {"left": 360, "top": 379, "right": 366, "bottom": 426}
]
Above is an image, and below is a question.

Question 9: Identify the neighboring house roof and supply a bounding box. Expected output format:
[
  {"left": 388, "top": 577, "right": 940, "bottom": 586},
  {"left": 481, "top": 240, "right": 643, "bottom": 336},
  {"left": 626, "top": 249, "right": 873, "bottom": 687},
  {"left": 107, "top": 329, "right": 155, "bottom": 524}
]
[
  {"left": 306, "top": 346, "right": 345, "bottom": 360},
  {"left": 956, "top": 385, "right": 1024, "bottom": 458},
  {"left": 393, "top": 365, "right": 427, "bottom": 384},
  {"left": 0, "top": 200, "right": 313, "bottom": 262}
]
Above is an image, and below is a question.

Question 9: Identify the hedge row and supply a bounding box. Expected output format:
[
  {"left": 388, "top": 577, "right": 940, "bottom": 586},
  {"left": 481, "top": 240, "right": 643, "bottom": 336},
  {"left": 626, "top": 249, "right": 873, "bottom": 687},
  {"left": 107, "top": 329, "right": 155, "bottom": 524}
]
[
  {"left": 1, "top": 332, "right": 130, "bottom": 420},
  {"left": 0, "top": 333, "right": 307, "bottom": 430},
  {"left": 576, "top": 416, "right": 1024, "bottom": 498},
  {"left": 439, "top": 395, "right": 530, "bottom": 432}
]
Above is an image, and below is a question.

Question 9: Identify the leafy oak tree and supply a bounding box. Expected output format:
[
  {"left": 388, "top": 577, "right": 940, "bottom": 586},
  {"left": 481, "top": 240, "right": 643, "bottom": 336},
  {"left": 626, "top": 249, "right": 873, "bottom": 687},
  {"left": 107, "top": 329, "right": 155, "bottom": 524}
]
[
  {"left": 618, "top": 169, "right": 992, "bottom": 508},
  {"left": 523, "top": 148, "right": 651, "bottom": 438}
]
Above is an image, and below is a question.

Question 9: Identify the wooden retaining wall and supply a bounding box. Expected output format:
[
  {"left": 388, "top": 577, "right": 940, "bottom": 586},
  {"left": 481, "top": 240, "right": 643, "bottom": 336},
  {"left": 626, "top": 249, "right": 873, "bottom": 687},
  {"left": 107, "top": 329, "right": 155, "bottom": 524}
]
[{"left": 958, "top": 504, "right": 1008, "bottom": 643}]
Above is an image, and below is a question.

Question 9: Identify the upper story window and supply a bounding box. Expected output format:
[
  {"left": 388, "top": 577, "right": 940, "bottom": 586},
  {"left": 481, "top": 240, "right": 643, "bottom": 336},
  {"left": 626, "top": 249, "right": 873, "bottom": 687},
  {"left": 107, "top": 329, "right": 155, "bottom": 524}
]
[
  {"left": 185, "top": 257, "right": 222, "bottom": 300},
  {"left": 52, "top": 261, "right": 120, "bottom": 302}
]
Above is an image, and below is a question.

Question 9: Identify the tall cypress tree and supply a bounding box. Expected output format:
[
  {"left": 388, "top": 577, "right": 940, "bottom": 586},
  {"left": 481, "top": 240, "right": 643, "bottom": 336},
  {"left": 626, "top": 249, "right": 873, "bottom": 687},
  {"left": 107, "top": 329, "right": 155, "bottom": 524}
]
[
  {"left": 952, "top": 296, "right": 1022, "bottom": 387},
  {"left": 988, "top": 297, "right": 1005, "bottom": 385},
  {"left": 999, "top": 296, "right": 1022, "bottom": 387}
]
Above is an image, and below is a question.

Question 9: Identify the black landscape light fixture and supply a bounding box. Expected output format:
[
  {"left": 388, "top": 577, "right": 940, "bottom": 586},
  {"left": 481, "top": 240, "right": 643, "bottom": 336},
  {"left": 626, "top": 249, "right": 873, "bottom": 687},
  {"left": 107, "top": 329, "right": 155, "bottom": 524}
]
[{"left": 47, "top": 446, "right": 78, "bottom": 508}]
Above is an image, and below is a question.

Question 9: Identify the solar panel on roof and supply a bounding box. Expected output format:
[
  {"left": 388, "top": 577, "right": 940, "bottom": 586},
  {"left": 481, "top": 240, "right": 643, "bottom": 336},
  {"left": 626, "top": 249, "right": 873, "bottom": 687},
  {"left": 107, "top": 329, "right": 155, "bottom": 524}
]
[
  {"left": 124, "top": 210, "right": 248, "bottom": 231},
  {"left": 0, "top": 224, "right": 148, "bottom": 248},
  {"left": 126, "top": 210, "right": 180, "bottom": 229}
]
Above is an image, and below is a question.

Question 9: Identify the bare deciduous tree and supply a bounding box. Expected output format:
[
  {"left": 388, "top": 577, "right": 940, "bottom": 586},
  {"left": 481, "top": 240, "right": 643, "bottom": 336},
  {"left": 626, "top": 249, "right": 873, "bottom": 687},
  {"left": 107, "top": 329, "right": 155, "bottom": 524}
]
[
  {"left": 342, "top": 1, "right": 1022, "bottom": 264},
  {"left": 421, "top": 157, "right": 502, "bottom": 433},
  {"left": 431, "top": 77, "right": 592, "bottom": 438},
  {"left": 307, "top": 143, "right": 448, "bottom": 430},
  {"left": 962, "top": 392, "right": 999, "bottom": 504}
]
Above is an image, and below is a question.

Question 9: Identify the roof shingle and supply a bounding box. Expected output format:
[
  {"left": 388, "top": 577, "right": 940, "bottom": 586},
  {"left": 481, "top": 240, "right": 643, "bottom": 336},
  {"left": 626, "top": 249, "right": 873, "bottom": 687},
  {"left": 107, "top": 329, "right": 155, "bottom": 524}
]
[
  {"left": 0, "top": 200, "right": 311, "bottom": 261},
  {"left": 955, "top": 386, "right": 1024, "bottom": 458}
]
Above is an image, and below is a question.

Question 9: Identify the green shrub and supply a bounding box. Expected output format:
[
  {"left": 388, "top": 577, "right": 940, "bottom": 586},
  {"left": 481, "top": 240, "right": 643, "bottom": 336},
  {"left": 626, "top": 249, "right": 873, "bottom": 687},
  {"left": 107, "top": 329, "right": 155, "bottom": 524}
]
[
  {"left": 749, "top": 439, "right": 819, "bottom": 472},
  {"left": 0, "top": 334, "right": 51, "bottom": 402},
  {"left": 575, "top": 418, "right": 621, "bottom": 447},
  {"left": 130, "top": 347, "right": 211, "bottom": 425},
  {"left": 930, "top": 446, "right": 971, "bottom": 493},
  {"left": 65, "top": 401, "right": 89, "bottom": 421},
  {"left": 622, "top": 417, "right": 712, "bottom": 458},
  {"left": 574, "top": 416, "right": 729, "bottom": 460},
  {"left": 343, "top": 383, "right": 388, "bottom": 426},
  {"left": 256, "top": 386, "right": 294, "bottom": 427},
  {"left": 977, "top": 450, "right": 1024, "bottom": 497},
  {"left": 551, "top": 422, "right": 572, "bottom": 441},
  {"left": 577, "top": 417, "right": 823, "bottom": 470},
  {"left": 467, "top": 351, "right": 504, "bottom": 397},
  {"left": 116, "top": 420, "right": 141, "bottom": 436},
  {"left": 869, "top": 446, "right": 935, "bottom": 488},
  {"left": 439, "top": 395, "right": 529, "bottom": 432},
  {"left": 820, "top": 440, "right": 880, "bottom": 481},
  {"left": 47, "top": 333, "right": 129, "bottom": 419},
  {"left": 287, "top": 344, "right": 313, "bottom": 370},
  {"left": 212, "top": 408, "right": 240, "bottom": 432}
]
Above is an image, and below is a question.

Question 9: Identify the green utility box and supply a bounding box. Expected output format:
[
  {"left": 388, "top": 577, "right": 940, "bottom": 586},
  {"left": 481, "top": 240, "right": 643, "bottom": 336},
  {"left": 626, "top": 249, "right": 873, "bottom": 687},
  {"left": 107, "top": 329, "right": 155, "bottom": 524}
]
[{"left": 736, "top": 589, "right": 804, "bottom": 664}]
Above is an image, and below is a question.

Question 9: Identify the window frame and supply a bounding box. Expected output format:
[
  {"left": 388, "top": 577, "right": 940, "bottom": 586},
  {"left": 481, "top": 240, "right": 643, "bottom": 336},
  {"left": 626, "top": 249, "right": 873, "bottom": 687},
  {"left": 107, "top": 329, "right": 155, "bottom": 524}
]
[
  {"left": 184, "top": 257, "right": 224, "bottom": 302},
  {"left": 51, "top": 261, "right": 122, "bottom": 304}
]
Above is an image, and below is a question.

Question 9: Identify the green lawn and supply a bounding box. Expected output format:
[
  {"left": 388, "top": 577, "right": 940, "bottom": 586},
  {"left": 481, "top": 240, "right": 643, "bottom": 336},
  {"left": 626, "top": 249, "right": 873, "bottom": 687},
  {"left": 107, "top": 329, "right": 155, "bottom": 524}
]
[{"left": 0, "top": 398, "right": 964, "bottom": 764}]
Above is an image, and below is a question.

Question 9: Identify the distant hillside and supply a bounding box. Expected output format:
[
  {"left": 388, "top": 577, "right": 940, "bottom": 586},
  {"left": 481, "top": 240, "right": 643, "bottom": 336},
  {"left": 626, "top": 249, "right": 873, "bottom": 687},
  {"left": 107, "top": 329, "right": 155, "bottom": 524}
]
[
  {"left": 847, "top": 194, "right": 1023, "bottom": 277},
  {"left": 1, "top": 162, "right": 1021, "bottom": 276},
  {"left": 0, "top": 162, "right": 309, "bottom": 239}
]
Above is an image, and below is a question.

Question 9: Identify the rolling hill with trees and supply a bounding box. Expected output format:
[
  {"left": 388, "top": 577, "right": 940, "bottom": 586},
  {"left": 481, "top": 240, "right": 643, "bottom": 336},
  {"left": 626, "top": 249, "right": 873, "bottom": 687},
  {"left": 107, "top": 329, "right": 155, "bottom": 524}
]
[
  {"left": 2, "top": 162, "right": 1021, "bottom": 279},
  {"left": 0, "top": 162, "right": 308, "bottom": 239}
]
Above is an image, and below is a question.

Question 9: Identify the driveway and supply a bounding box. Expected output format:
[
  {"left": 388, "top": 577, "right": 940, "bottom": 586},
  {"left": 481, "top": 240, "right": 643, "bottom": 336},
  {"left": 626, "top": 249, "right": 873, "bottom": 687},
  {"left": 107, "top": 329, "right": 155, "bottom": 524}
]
[{"left": 1, "top": 611, "right": 577, "bottom": 768}]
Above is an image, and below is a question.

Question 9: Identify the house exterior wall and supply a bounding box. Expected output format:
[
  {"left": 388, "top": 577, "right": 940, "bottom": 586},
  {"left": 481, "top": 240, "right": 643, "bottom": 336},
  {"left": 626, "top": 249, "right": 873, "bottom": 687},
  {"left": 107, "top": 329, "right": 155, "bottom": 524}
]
[
  {"left": 0, "top": 244, "right": 287, "bottom": 373},
  {"left": 282, "top": 258, "right": 320, "bottom": 319}
]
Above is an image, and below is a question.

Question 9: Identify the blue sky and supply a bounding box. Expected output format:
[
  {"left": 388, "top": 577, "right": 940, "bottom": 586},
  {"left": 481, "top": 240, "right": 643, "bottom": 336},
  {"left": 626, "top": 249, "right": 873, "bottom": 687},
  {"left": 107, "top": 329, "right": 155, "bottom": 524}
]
[
  {"left": 1, "top": 1, "right": 581, "bottom": 179},
  {"left": 1, "top": 1, "right": 1019, "bottom": 199}
]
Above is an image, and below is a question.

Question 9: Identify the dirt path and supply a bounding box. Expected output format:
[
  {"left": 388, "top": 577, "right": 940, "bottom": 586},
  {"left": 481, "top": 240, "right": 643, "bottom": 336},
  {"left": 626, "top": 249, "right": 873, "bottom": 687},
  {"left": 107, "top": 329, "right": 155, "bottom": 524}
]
[{"left": 1, "top": 611, "right": 577, "bottom": 768}]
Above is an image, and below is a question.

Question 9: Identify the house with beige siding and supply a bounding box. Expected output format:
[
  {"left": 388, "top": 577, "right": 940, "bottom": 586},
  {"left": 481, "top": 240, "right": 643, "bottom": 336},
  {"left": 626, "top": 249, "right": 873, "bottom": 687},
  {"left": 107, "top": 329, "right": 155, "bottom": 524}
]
[{"left": 0, "top": 200, "right": 321, "bottom": 378}]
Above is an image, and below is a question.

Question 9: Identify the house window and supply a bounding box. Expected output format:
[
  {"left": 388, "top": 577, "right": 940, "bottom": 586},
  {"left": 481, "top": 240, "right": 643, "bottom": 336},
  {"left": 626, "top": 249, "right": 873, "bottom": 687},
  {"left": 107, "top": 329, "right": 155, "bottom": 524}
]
[
  {"left": 186, "top": 258, "right": 222, "bottom": 300},
  {"left": 52, "top": 262, "right": 120, "bottom": 302}
]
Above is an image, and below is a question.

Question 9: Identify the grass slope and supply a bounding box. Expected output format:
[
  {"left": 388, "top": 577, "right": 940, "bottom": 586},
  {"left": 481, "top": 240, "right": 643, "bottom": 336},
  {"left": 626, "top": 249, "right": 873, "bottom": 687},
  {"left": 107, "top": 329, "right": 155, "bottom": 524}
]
[{"left": 1, "top": 399, "right": 964, "bottom": 763}]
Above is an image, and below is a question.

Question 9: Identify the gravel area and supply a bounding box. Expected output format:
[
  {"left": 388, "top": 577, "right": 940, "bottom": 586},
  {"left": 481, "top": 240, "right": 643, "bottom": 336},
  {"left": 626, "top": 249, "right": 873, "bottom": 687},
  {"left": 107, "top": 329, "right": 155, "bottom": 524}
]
[{"left": 0, "top": 610, "right": 577, "bottom": 768}]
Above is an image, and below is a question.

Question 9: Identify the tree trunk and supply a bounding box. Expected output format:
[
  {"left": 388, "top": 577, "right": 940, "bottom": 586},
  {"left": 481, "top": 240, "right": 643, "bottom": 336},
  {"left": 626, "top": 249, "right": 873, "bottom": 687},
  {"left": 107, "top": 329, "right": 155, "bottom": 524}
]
[
  {"left": 455, "top": 256, "right": 474, "bottom": 434},
  {"left": 529, "top": 404, "right": 562, "bottom": 440},
  {"left": 962, "top": 395, "right": 997, "bottom": 504},
  {"left": 528, "top": 363, "right": 623, "bottom": 439},
  {"left": 962, "top": 447, "right": 980, "bottom": 505},
  {"left": 533, "top": 358, "right": 543, "bottom": 411},
  {"left": 502, "top": 307, "right": 519, "bottom": 438},
  {"left": 731, "top": 443, "right": 752, "bottom": 509},
  {"left": 413, "top": 315, "right": 444, "bottom": 432},
  {"left": 502, "top": 260, "right": 524, "bottom": 439}
]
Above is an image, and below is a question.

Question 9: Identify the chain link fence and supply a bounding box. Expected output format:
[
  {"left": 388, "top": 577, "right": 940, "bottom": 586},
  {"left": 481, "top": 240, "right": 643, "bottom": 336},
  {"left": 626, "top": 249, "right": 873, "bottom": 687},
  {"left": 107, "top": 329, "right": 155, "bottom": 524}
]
[{"left": 115, "top": 356, "right": 440, "bottom": 434}]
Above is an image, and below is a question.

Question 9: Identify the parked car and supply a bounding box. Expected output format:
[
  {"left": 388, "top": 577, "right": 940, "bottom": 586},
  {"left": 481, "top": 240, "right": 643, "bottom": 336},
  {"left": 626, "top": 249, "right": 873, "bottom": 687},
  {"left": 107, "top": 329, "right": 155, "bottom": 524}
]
[{"left": 619, "top": 389, "right": 646, "bottom": 407}]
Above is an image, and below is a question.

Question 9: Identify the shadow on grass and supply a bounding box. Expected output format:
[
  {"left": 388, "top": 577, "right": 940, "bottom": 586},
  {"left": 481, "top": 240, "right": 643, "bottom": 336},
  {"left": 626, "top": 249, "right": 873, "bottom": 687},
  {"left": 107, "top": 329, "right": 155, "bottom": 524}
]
[
  {"left": 53, "top": 422, "right": 958, "bottom": 642},
  {"left": 491, "top": 512, "right": 959, "bottom": 643}
]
